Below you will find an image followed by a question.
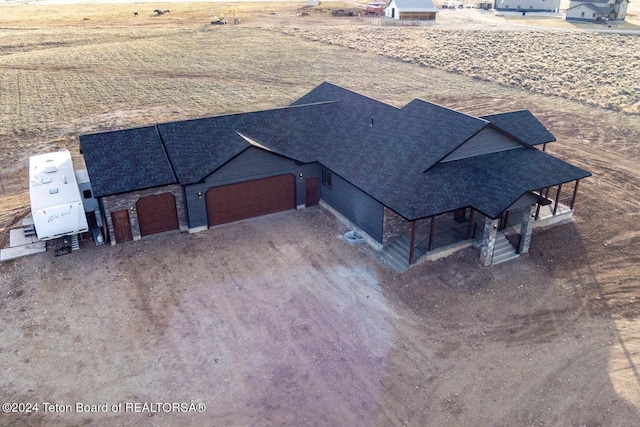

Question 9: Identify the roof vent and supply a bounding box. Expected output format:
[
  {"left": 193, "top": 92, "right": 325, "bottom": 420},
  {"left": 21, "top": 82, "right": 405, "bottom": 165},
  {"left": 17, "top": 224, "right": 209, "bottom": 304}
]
[
  {"left": 41, "top": 177, "right": 52, "bottom": 184},
  {"left": 49, "top": 188, "right": 59, "bottom": 194},
  {"left": 45, "top": 165, "right": 57, "bottom": 173},
  {"left": 370, "top": 116, "right": 374, "bottom": 127}
]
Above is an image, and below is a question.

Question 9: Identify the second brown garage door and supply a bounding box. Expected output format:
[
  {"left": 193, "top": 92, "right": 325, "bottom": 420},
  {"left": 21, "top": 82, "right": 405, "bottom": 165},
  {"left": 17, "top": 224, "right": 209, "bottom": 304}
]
[
  {"left": 207, "top": 175, "right": 295, "bottom": 227},
  {"left": 136, "top": 193, "right": 179, "bottom": 237}
]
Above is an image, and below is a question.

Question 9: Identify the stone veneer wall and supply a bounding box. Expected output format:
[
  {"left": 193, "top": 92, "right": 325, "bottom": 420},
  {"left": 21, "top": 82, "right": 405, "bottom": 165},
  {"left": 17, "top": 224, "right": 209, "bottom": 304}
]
[
  {"left": 518, "top": 204, "right": 535, "bottom": 254},
  {"left": 102, "top": 184, "right": 187, "bottom": 245},
  {"left": 382, "top": 207, "right": 434, "bottom": 247},
  {"left": 382, "top": 207, "right": 411, "bottom": 245},
  {"left": 479, "top": 217, "right": 499, "bottom": 266}
]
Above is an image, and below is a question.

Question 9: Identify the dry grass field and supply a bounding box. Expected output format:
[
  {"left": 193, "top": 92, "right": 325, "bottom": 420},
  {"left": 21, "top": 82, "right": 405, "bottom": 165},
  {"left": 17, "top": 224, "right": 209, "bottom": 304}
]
[
  {"left": 1, "top": 2, "right": 640, "bottom": 426},
  {"left": 281, "top": 26, "right": 640, "bottom": 114}
]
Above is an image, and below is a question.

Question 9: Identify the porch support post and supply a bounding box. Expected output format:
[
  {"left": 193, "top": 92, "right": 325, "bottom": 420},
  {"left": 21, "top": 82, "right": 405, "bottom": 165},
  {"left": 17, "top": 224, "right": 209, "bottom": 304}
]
[
  {"left": 466, "top": 208, "right": 475, "bottom": 240},
  {"left": 542, "top": 143, "right": 547, "bottom": 152},
  {"left": 570, "top": 179, "right": 580, "bottom": 210},
  {"left": 479, "top": 216, "right": 500, "bottom": 267},
  {"left": 409, "top": 221, "right": 417, "bottom": 265},
  {"left": 553, "top": 183, "right": 563, "bottom": 215},
  {"left": 428, "top": 215, "right": 436, "bottom": 251},
  {"left": 518, "top": 204, "right": 535, "bottom": 254},
  {"left": 535, "top": 188, "right": 544, "bottom": 220}
]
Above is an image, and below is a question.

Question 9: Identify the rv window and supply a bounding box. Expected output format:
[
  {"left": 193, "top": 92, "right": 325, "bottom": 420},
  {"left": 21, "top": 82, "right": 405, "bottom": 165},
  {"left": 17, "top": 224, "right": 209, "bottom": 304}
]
[{"left": 83, "top": 189, "right": 92, "bottom": 199}]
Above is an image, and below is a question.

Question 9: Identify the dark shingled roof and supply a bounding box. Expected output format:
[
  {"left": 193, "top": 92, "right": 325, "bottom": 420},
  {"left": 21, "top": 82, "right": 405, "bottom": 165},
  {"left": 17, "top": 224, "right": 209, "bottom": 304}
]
[
  {"left": 481, "top": 110, "right": 556, "bottom": 146},
  {"left": 157, "top": 115, "right": 249, "bottom": 185},
  {"left": 567, "top": 3, "right": 613, "bottom": 15},
  {"left": 80, "top": 82, "right": 590, "bottom": 220},
  {"left": 400, "top": 99, "right": 488, "bottom": 171},
  {"left": 158, "top": 102, "right": 338, "bottom": 184},
  {"left": 407, "top": 148, "right": 591, "bottom": 219},
  {"left": 79, "top": 126, "right": 176, "bottom": 197}
]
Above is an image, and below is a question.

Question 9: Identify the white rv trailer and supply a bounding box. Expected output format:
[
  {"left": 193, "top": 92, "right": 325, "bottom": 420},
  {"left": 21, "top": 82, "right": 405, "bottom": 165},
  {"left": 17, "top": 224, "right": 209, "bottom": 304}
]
[{"left": 29, "top": 150, "right": 88, "bottom": 241}]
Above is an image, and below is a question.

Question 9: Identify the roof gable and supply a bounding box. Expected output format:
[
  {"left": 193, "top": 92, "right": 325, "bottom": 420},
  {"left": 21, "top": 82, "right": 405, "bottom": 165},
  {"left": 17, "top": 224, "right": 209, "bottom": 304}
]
[
  {"left": 440, "top": 127, "right": 523, "bottom": 162},
  {"left": 401, "top": 99, "right": 488, "bottom": 170},
  {"left": 481, "top": 110, "right": 555, "bottom": 146},
  {"left": 157, "top": 115, "right": 250, "bottom": 185},
  {"left": 567, "top": 3, "right": 611, "bottom": 13},
  {"left": 408, "top": 148, "right": 591, "bottom": 219},
  {"left": 79, "top": 126, "right": 176, "bottom": 197}
]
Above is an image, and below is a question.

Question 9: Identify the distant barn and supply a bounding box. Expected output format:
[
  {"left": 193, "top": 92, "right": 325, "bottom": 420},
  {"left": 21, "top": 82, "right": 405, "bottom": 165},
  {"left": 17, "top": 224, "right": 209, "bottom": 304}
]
[
  {"left": 384, "top": 0, "right": 438, "bottom": 20},
  {"left": 493, "top": 0, "right": 561, "bottom": 12}
]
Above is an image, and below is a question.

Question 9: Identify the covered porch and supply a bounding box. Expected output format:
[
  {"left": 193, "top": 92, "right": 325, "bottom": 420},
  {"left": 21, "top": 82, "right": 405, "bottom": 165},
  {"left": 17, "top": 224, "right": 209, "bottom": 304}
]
[{"left": 380, "top": 178, "right": 584, "bottom": 271}]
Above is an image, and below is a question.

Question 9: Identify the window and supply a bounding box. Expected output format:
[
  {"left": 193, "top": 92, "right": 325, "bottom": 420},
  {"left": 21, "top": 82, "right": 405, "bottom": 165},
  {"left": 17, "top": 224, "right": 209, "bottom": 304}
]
[
  {"left": 83, "top": 189, "right": 93, "bottom": 199},
  {"left": 581, "top": 12, "right": 585, "bottom": 17},
  {"left": 322, "top": 167, "right": 332, "bottom": 189},
  {"left": 593, "top": 13, "right": 596, "bottom": 18}
]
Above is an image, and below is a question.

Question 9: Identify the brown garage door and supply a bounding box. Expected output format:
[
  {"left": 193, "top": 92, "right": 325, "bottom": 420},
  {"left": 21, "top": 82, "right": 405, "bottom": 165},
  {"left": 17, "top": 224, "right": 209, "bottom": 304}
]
[
  {"left": 136, "top": 193, "right": 179, "bottom": 237},
  {"left": 207, "top": 175, "right": 295, "bottom": 226}
]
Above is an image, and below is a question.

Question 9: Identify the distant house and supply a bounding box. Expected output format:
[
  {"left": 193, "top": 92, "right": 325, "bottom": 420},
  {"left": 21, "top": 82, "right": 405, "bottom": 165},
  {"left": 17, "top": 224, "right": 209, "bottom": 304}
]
[
  {"left": 80, "top": 83, "right": 590, "bottom": 269},
  {"left": 384, "top": 0, "right": 438, "bottom": 20},
  {"left": 366, "top": 2, "right": 386, "bottom": 15},
  {"left": 494, "top": 0, "right": 560, "bottom": 12},
  {"left": 566, "top": 0, "right": 628, "bottom": 22}
]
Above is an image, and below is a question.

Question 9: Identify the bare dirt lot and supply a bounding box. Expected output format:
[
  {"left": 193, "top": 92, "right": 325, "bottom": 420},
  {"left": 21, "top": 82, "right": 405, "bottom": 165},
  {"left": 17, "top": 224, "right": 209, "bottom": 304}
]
[{"left": 1, "top": 2, "right": 639, "bottom": 426}]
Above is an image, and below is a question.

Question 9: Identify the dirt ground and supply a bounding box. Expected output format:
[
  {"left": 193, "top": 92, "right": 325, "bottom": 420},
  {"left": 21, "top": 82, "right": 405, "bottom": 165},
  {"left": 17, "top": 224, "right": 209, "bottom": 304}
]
[
  {"left": 1, "top": 206, "right": 637, "bottom": 426},
  {"left": 1, "top": 2, "right": 640, "bottom": 426}
]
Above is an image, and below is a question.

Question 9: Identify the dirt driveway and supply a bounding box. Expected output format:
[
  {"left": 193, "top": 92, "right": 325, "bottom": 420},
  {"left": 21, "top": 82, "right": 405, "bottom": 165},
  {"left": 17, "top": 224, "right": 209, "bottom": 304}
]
[{"left": 1, "top": 205, "right": 638, "bottom": 425}]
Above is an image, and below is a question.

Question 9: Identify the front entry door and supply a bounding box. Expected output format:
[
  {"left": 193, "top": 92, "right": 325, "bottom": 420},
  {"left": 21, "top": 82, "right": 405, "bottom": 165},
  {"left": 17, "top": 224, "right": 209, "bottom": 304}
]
[
  {"left": 111, "top": 210, "right": 133, "bottom": 243},
  {"left": 305, "top": 178, "right": 320, "bottom": 207}
]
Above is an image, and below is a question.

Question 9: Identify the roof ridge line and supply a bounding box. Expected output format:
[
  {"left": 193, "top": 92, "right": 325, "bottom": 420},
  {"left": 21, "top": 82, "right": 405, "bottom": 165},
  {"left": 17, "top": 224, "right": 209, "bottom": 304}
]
[
  {"left": 154, "top": 124, "right": 178, "bottom": 183},
  {"left": 405, "top": 98, "right": 490, "bottom": 123}
]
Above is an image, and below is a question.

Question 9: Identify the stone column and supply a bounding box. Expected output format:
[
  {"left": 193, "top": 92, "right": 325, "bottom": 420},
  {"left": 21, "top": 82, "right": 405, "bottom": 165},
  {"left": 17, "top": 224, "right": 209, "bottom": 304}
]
[
  {"left": 518, "top": 204, "right": 535, "bottom": 254},
  {"left": 480, "top": 216, "right": 500, "bottom": 267}
]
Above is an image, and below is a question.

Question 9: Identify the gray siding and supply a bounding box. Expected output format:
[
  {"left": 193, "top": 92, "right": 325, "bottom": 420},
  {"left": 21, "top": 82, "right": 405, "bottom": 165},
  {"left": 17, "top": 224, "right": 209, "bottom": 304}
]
[
  {"left": 321, "top": 171, "right": 384, "bottom": 243},
  {"left": 441, "top": 127, "right": 523, "bottom": 162},
  {"left": 184, "top": 147, "right": 321, "bottom": 229}
]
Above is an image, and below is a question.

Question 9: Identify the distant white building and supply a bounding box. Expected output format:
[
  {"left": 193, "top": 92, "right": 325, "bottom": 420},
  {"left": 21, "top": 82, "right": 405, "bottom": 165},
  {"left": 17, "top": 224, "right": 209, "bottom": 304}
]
[
  {"left": 565, "top": 0, "right": 629, "bottom": 22},
  {"left": 384, "top": 0, "right": 438, "bottom": 20},
  {"left": 493, "top": 0, "right": 561, "bottom": 12}
]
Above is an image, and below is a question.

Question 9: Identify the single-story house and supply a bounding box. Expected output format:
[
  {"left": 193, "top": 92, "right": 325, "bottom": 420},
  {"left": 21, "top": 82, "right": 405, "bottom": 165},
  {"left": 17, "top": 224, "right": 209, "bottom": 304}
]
[
  {"left": 494, "top": 0, "right": 561, "bottom": 13},
  {"left": 80, "top": 83, "right": 590, "bottom": 268},
  {"left": 384, "top": 0, "right": 438, "bottom": 20},
  {"left": 566, "top": 0, "right": 628, "bottom": 22}
]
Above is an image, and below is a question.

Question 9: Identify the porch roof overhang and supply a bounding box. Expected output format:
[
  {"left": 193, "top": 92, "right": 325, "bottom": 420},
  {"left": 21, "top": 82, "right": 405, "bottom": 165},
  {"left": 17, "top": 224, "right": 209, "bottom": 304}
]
[{"left": 391, "top": 147, "right": 591, "bottom": 221}]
